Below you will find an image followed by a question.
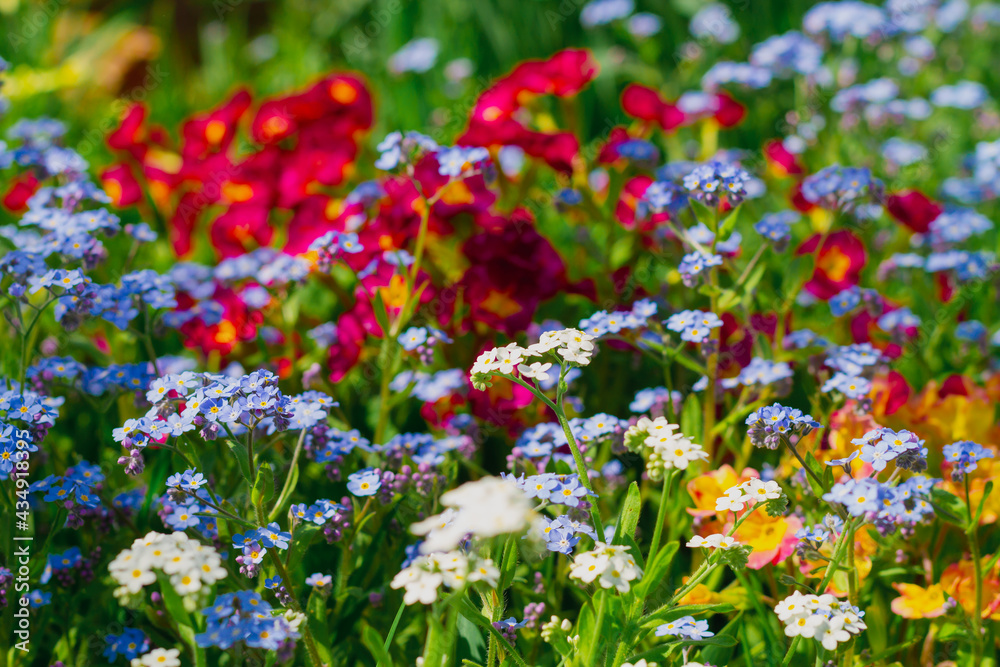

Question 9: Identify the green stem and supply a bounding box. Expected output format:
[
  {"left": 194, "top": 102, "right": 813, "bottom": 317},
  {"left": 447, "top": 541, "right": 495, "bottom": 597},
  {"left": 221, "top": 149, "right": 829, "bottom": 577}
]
[
  {"left": 648, "top": 471, "right": 675, "bottom": 561},
  {"left": 965, "top": 475, "right": 985, "bottom": 665},
  {"left": 255, "top": 497, "right": 324, "bottom": 667},
  {"left": 586, "top": 593, "right": 607, "bottom": 666},
  {"left": 269, "top": 429, "right": 307, "bottom": 522}
]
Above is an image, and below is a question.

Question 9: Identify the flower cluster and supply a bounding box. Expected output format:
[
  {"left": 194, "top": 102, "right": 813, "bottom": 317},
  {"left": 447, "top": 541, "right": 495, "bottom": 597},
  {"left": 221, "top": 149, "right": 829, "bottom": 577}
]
[
  {"left": 624, "top": 417, "right": 707, "bottom": 480},
  {"left": 470, "top": 328, "right": 596, "bottom": 390},
  {"left": 745, "top": 403, "right": 821, "bottom": 449},
  {"left": 567, "top": 542, "right": 642, "bottom": 593},
  {"left": 108, "top": 532, "right": 226, "bottom": 601},
  {"left": 391, "top": 550, "right": 499, "bottom": 605},
  {"left": 196, "top": 591, "right": 302, "bottom": 651},
  {"left": 774, "top": 592, "right": 867, "bottom": 650}
]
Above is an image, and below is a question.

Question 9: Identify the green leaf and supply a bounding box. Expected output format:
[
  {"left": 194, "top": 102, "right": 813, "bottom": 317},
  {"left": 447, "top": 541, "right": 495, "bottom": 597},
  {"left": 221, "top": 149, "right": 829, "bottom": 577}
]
[
  {"left": 716, "top": 288, "right": 740, "bottom": 311},
  {"left": 930, "top": 487, "right": 969, "bottom": 526},
  {"left": 227, "top": 440, "right": 252, "bottom": 486},
  {"left": 498, "top": 534, "right": 519, "bottom": 593},
  {"left": 718, "top": 206, "right": 741, "bottom": 238},
  {"left": 680, "top": 393, "right": 703, "bottom": 446},
  {"left": 363, "top": 624, "right": 393, "bottom": 666},
  {"left": 635, "top": 541, "right": 678, "bottom": 599},
  {"left": 621, "top": 534, "right": 646, "bottom": 570},
  {"left": 156, "top": 573, "right": 207, "bottom": 667},
  {"left": 804, "top": 453, "right": 826, "bottom": 497},
  {"left": 252, "top": 462, "right": 275, "bottom": 508},
  {"left": 972, "top": 480, "right": 993, "bottom": 527},
  {"left": 765, "top": 493, "right": 789, "bottom": 517},
  {"left": 287, "top": 522, "right": 321, "bottom": 572},
  {"left": 717, "top": 544, "right": 753, "bottom": 572},
  {"left": 372, "top": 289, "right": 392, "bottom": 338},
  {"left": 614, "top": 482, "right": 642, "bottom": 546},
  {"left": 457, "top": 613, "right": 487, "bottom": 664},
  {"left": 697, "top": 283, "right": 722, "bottom": 298}
]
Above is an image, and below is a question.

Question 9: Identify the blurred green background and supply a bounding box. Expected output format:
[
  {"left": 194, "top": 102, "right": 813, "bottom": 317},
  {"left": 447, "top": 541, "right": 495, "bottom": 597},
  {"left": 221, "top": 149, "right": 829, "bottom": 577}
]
[{"left": 0, "top": 0, "right": 818, "bottom": 159}]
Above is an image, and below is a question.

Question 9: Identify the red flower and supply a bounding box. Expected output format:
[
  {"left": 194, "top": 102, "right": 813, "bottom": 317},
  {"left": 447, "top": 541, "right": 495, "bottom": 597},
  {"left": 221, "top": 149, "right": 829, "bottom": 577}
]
[
  {"left": 101, "top": 164, "right": 144, "bottom": 208},
  {"left": 181, "top": 89, "right": 252, "bottom": 161},
  {"left": 210, "top": 204, "right": 274, "bottom": 259},
  {"left": 886, "top": 190, "right": 941, "bottom": 234},
  {"left": 765, "top": 139, "right": 804, "bottom": 176},
  {"left": 459, "top": 210, "right": 590, "bottom": 336},
  {"left": 713, "top": 92, "right": 745, "bottom": 128},
  {"left": 2, "top": 173, "right": 39, "bottom": 212},
  {"left": 460, "top": 49, "right": 598, "bottom": 173},
  {"left": 621, "top": 84, "right": 685, "bottom": 131},
  {"left": 796, "top": 230, "right": 867, "bottom": 300},
  {"left": 107, "top": 104, "right": 149, "bottom": 160}
]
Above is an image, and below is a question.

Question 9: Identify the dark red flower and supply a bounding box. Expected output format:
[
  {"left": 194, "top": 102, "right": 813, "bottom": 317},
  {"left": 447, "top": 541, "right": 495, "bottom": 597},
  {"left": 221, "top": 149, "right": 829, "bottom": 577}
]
[
  {"left": 886, "top": 190, "right": 941, "bottom": 234},
  {"left": 764, "top": 140, "right": 804, "bottom": 176},
  {"left": 796, "top": 230, "right": 867, "bottom": 300}
]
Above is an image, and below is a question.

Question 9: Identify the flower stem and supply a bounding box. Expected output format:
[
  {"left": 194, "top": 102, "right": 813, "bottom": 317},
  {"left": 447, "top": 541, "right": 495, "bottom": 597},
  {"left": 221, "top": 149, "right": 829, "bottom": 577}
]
[
  {"left": 255, "top": 497, "right": 324, "bottom": 667},
  {"left": 648, "top": 470, "right": 675, "bottom": 561},
  {"left": 965, "top": 474, "right": 985, "bottom": 664}
]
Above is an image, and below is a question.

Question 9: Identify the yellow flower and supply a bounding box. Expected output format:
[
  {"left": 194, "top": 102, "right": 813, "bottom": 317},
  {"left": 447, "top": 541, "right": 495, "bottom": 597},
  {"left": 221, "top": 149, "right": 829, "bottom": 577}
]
[
  {"left": 731, "top": 511, "right": 802, "bottom": 570},
  {"left": 890, "top": 583, "right": 949, "bottom": 619}
]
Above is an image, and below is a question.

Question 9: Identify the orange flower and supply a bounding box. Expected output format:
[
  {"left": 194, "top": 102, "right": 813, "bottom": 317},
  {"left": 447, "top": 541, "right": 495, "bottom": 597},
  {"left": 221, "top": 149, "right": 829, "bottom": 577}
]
[
  {"left": 941, "top": 558, "right": 1000, "bottom": 620},
  {"left": 890, "top": 583, "right": 949, "bottom": 619},
  {"left": 686, "top": 465, "right": 758, "bottom": 518},
  {"left": 677, "top": 582, "right": 748, "bottom": 609},
  {"left": 731, "top": 511, "right": 802, "bottom": 570}
]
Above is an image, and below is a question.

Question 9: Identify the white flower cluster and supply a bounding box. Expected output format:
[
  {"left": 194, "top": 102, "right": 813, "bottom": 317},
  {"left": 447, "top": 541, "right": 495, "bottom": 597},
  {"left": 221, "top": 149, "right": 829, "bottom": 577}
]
[
  {"left": 540, "top": 615, "right": 580, "bottom": 648},
  {"left": 621, "top": 660, "right": 658, "bottom": 667},
  {"left": 131, "top": 648, "right": 181, "bottom": 667},
  {"left": 714, "top": 478, "right": 782, "bottom": 512},
  {"left": 623, "top": 417, "right": 707, "bottom": 481},
  {"left": 774, "top": 591, "right": 867, "bottom": 650},
  {"left": 470, "top": 329, "right": 596, "bottom": 390},
  {"left": 411, "top": 477, "right": 537, "bottom": 553},
  {"left": 686, "top": 533, "right": 738, "bottom": 549},
  {"left": 109, "top": 531, "right": 227, "bottom": 600},
  {"left": 568, "top": 542, "right": 643, "bottom": 593},
  {"left": 390, "top": 551, "right": 499, "bottom": 605}
]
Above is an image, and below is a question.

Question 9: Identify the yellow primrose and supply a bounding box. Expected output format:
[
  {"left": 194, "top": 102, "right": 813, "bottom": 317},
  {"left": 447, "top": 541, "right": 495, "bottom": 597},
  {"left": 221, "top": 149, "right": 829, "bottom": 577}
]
[{"left": 890, "top": 583, "right": 949, "bottom": 619}]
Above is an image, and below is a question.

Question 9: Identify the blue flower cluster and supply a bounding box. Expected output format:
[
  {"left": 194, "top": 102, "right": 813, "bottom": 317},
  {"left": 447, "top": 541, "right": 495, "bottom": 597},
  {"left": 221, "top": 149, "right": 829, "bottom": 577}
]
[
  {"left": 745, "top": 403, "right": 822, "bottom": 450},
  {"left": 682, "top": 160, "right": 752, "bottom": 205},
  {"left": 103, "top": 628, "right": 150, "bottom": 662},
  {"left": 823, "top": 475, "right": 937, "bottom": 529},
  {"left": 629, "top": 386, "right": 681, "bottom": 414},
  {"left": 196, "top": 591, "right": 300, "bottom": 650},
  {"left": 506, "top": 473, "right": 596, "bottom": 508},
  {"left": 115, "top": 370, "right": 333, "bottom": 474},
  {"left": 678, "top": 250, "right": 724, "bottom": 287},
  {"left": 513, "top": 414, "right": 626, "bottom": 461},
  {"left": 665, "top": 309, "right": 723, "bottom": 343},
  {"left": 852, "top": 427, "right": 928, "bottom": 473},
  {"left": 801, "top": 165, "right": 881, "bottom": 211},
  {"left": 540, "top": 515, "right": 598, "bottom": 555},
  {"left": 578, "top": 298, "right": 658, "bottom": 338},
  {"left": 654, "top": 614, "right": 714, "bottom": 640},
  {"left": 943, "top": 440, "right": 994, "bottom": 479},
  {"left": 390, "top": 368, "right": 465, "bottom": 402}
]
